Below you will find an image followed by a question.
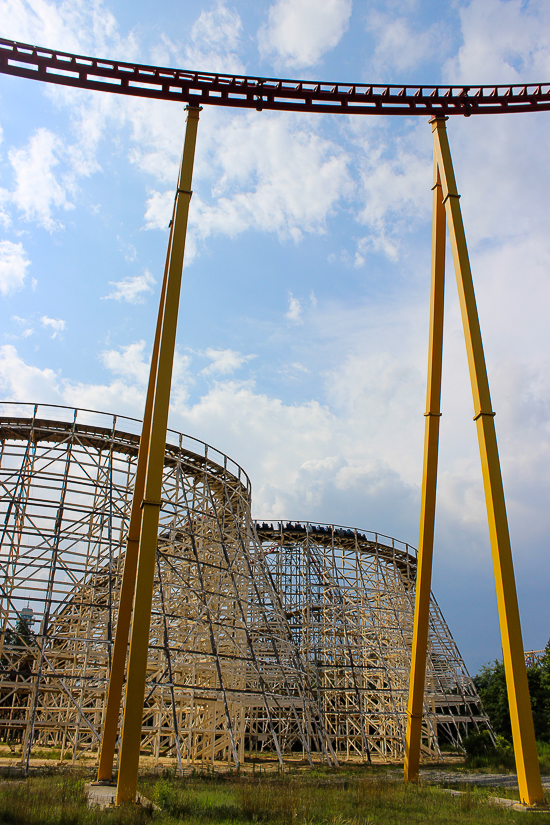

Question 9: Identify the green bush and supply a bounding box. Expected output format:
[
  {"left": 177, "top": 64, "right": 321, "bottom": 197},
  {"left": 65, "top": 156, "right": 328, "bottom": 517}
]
[
  {"left": 473, "top": 638, "right": 550, "bottom": 743},
  {"left": 463, "top": 731, "right": 494, "bottom": 758},
  {"left": 152, "top": 778, "right": 175, "bottom": 808},
  {"left": 462, "top": 731, "right": 515, "bottom": 770}
]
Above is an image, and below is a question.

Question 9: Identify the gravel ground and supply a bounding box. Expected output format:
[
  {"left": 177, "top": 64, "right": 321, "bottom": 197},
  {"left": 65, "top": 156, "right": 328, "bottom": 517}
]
[{"left": 406, "top": 770, "right": 550, "bottom": 790}]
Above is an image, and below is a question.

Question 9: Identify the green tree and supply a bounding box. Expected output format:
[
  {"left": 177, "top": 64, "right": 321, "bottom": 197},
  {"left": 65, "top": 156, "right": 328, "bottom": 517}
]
[
  {"left": 474, "top": 659, "right": 511, "bottom": 739},
  {"left": 474, "top": 638, "right": 550, "bottom": 742},
  {"left": 529, "top": 639, "right": 550, "bottom": 742},
  {"left": 3, "top": 614, "right": 34, "bottom": 649}
]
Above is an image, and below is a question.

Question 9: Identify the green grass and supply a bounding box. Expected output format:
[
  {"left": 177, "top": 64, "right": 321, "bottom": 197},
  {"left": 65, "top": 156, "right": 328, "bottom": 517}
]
[
  {"left": 439, "top": 737, "right": 550, "bottom": 775},
  {"left": 0, "top": 747, "right": 73, "bottom": 762},
  {"left": 0, "top": 774, "right": 151, "bottom": 824},
  {"left": 0, "top": 770, "right": 548, "bottom": 825},
  {"left": 462, "top": 751, "right": 516, "bottom": 772}
]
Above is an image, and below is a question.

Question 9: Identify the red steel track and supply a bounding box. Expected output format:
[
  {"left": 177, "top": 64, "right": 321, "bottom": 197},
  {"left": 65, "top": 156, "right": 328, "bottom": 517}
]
[{"left": 1, "top": 37, "right": 550, "bottom": 117}]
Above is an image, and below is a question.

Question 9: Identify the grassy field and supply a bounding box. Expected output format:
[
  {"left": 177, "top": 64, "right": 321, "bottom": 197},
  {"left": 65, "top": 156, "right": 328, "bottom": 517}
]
[{"left": 0, "top": 767, "right": 548, "bottom": 825}]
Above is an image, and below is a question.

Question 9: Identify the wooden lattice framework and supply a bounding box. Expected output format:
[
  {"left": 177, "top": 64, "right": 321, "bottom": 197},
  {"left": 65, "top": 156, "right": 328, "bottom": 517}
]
[
  {"left": 0, "top": 403, "right": 489, "bottom": 768},
  {"left": 256, "top": 522, "right": 490, "bottom": 761},
  {"left": 0, "top": 403, "right": 329, "bottom": 770}
]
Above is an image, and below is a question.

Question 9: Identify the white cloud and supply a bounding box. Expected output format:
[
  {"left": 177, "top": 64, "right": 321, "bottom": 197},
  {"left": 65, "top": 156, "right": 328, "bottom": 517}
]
[
  {"left": 0, "top": 335, "right": 422, "bottom": 540},
  {"left": 62, "top": 378, "right": 145, "bottom": 417},
  {"left": 10, "top": 316, "right": 34, "bottom": 339},
  {"left": 365, "top": 12, "right": 446, "bottom": 77},
  {"left": 9, "top": 129, "right": 73, "bottom": 231},
  {"left": 355, "top": 231, "right": 399, "bottom": 263},
  {"left": 258, "top": 0, "right": 352, "bottom": 69},
  {"left": 0, "top": 343, "right": 144, "bottom": 417},
  {"left": 142, "top": 187, "right": 198, "bottom": 265},
  {"left": 165, "top": 373, "right": 420, "bottom": 540},
  {"left": 151, "top": 3, "right": 245, "bottom": 75},
  {"left": 118, "top": 238, "right": 137, "bottom": 263},
  {"left": 0, "top": 188, "right": 11, "bottom": 228},
  {"left": 0, "top": 342, "right": 193, "bottom": 420},
  {"left": 444, "top": 0, "right": 550, "bottom": 84},
  {"left": 200, "top": 348, "right": 255, "bottom": 376},
  {"left": 0, "top": 345, "right": 62, "bottom": 402},
  {"left": 184, "top": 4, "right": 244, "bottom": 74},
  {"left": 128, "top": 5, "right": 245, "bottom": 187},
  {"left": 144, "top": 190, "right": 174, "bottom": 230},
  {"left": 190, "top": 112, "right": 352, "bottom": 245},
  {"left": 100, "top": 340, "right": 150, "bottom": 385},
  {"left": 102, "top": 271, "right": 156, "bottom": 304},
  {"left": 4, "top": 99, "right": 106, "bottom": 234},
  {"left": 100, "top": 340, "right": 193, "bottom": 405},
  {"left": 0, "top": 241, "right": 30, "bottom": 295},
  {"left": 0, "top": 6, "right": 352, "bottom": 257},
  {"left": 1, "top": 0, "right": 137, "bottom": 64},
  {"left": 41, "top": 316, "right": 66, "bottom": 338},
  {"left": 123, "top": 97, "right": 185, "bottom": 186},
  {"left": 141, "top": 109, "right": 352, "bottom": 258},
  {"left": 170, "top": 351, "right": 194, "bottom": 408},
  {"left": 285, "top": 293, "right": 302, "bottom": 323},
  {"left": 347, "top": 120, "right": 431, "bottom": 261},
  {"left": 0, "top": 0, "right": 140, "bottom": 236}
]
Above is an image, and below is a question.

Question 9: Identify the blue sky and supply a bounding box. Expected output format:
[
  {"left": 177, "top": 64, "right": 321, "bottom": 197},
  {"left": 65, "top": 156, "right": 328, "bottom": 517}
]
[{"left": 1, "top": 0, "right": 550, "bottom": 673}]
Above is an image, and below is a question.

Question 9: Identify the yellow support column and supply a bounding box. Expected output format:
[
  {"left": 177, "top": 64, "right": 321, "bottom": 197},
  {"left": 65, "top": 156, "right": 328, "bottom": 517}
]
[
  {"left": 115, "top": 105, "right": 201, "bottom": 805},
  {"left": 404, "top": 160, "right": 446, "bottom": 782},
  {"left": 431, "top": 116, "right": 543, "bottom": 807},
  {"left": 96, "top": 221, "right": 175, "bottom": 783}
]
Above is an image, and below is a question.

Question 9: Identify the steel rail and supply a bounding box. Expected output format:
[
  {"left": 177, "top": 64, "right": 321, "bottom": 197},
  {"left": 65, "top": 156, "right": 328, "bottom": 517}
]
[{"left": 1, "top": 37, "right": 550, "bottom": 116}]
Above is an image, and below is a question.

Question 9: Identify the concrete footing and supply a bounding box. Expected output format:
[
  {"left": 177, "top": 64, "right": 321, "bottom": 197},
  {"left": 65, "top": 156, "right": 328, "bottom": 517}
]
[{"left": 86, "top": 782, "right": 158, "bottom": 809}]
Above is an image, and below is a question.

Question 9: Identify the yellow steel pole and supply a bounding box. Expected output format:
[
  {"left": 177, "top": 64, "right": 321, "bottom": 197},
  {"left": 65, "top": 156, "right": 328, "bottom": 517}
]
[
  {"left": 96, "top": 222, "right": 175, "bottom": 783},
  {"left": 404, "top": 160, "right": 446, "bottom": 783},
  {"left": 115, "top": 105, "right": 201, "bottom": 805},
  {"left": 431, "top": 116, "right": 543, "bottom": 807}
]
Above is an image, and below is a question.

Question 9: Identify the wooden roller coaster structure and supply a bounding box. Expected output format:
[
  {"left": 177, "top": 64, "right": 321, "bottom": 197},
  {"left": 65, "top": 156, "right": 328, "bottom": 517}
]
[
  {"left": 0, "top": 404, "right": 489, "bottom": 772},
  {"left": 0, "top": 36, "right": 546, "bottom": 806}
]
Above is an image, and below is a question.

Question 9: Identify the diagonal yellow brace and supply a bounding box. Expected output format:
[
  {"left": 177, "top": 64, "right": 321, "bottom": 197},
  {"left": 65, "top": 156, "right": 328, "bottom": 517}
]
[
  {"left": 431, "top": 115, "right": 543, "bottom": 807},
  {"left": 115, "top": 105, "right": 201, "bottom": 805},
  {"left": 404, "top": 158, "right": 446, "bottom": 783},
  {"left": 96, "top": 181, "right": 176, "bottom": 786}
]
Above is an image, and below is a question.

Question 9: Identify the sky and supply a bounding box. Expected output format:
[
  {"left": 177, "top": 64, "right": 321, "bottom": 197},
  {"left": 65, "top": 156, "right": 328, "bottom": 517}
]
[{"left": 1, "top": 0, "right": 550, "bottom": 674}]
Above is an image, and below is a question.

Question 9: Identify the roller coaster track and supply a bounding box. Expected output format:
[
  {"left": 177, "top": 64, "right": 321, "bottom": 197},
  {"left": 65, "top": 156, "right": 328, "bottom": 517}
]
[
  {"left": 255, "top": 521, "right": 416, "bottom": 579},
  {"left": 2, "top": 37, "right": 550, "bottom": 117}
]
